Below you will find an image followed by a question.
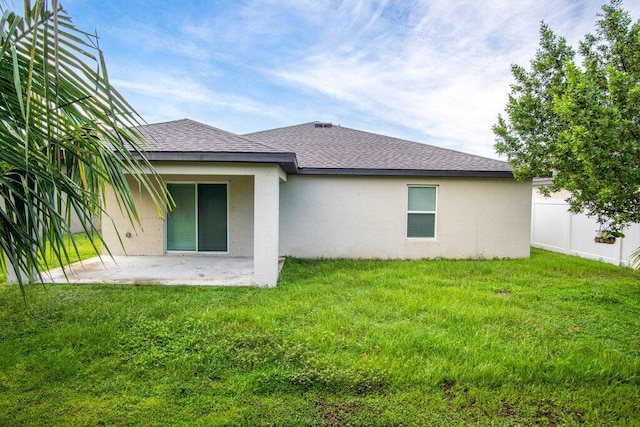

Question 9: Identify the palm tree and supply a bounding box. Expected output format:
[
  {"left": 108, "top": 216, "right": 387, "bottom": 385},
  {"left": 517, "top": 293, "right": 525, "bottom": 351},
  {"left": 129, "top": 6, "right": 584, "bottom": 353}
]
[{"left": 0, "top": 1, "right": 168, "bottom": 292}]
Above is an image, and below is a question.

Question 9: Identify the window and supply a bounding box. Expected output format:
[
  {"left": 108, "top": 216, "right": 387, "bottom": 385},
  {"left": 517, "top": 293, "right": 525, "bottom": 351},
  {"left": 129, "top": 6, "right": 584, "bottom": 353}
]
[
  {"left": 166, "top": 183, "right": 228, "bottom": 252},
  {"left": 407, "top": 186, "right": 436, "bottom": 238}
]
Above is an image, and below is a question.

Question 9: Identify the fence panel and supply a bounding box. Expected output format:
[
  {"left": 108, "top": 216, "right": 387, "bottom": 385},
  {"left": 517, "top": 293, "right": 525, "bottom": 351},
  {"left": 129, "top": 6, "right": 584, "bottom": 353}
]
[{"left": 531, "top": 198, "right": 638, "bottom": 267}]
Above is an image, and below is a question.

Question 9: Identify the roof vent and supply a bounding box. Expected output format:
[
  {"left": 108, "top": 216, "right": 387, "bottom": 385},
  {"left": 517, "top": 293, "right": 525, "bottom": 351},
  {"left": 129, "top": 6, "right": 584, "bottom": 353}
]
[{"left": 314, "top": 122, "right": 332, "bottom": 128}]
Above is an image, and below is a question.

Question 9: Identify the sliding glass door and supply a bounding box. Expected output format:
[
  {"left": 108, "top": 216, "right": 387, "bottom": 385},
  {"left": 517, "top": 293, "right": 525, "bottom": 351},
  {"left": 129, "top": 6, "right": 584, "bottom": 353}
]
[{"left": 166, "top": 183, "right": 228, "bottom": 252}]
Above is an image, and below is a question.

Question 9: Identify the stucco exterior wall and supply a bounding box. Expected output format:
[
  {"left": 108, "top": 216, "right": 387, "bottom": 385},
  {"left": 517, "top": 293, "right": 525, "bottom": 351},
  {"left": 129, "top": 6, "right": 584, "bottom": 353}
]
[
  {"left": 279, "top": 175, "right": 531, "bottom": 259},
  {"left": 102, "top": 174, "right": 254, "bottom": 257},
  {"left": 102, "top": 178, "right": 164, "bottom": 256},
  {"left": 103, "top": 167, "right": 531, "bottom": 261}
]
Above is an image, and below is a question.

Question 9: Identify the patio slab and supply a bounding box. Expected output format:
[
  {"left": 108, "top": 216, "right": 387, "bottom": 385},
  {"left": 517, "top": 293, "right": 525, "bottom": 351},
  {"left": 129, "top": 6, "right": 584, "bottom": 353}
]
[{"left": 42, "top": 255, "right": 282, "bottom": 286}]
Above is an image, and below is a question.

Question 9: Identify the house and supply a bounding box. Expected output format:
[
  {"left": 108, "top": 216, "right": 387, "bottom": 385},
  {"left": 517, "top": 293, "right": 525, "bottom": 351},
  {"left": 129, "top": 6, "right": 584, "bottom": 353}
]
[{"left": 101, "top": 119, "right": 532, "bottom": 286}]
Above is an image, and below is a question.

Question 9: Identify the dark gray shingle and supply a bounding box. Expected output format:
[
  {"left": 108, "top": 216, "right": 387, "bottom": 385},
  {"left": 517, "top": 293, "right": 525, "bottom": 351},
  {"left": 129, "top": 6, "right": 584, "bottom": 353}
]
[
  {"left": 137, "top": 118, "right": 280, "bottom": 153},
  {"left": 134, "top": 119, "right": 512, "bottom": 176},
  {"left": 245, "top": 122, "right": 511, "bottom": 173}
]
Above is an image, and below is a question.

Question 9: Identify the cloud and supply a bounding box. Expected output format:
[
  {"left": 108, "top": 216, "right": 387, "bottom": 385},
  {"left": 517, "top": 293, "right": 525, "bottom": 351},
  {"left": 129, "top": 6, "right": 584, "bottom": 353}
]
[
  {"left": 110, "top": 68, "right": 286, "bottom": 125},
  {"left": 262, "top": 0, "right": 612, "bottom": 157},
  {"left": 105, "top": 21, "right": 215, "bottom": 60},
  {"left": 74, "top": 0, "right": 637, "bottom": 159}
]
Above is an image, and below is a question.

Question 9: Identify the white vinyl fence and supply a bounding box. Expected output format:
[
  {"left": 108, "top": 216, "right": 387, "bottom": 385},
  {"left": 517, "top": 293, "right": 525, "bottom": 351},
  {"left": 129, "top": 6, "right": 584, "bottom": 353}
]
[{"left": 531, "top": 198, "right": 640, "bottom": 267}]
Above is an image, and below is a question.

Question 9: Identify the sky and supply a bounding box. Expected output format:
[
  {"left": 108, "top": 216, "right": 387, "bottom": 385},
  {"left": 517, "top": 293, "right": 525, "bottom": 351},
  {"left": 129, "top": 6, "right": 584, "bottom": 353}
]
[{"left": 61, "top": 0, "right": 640, "bottom": 159}]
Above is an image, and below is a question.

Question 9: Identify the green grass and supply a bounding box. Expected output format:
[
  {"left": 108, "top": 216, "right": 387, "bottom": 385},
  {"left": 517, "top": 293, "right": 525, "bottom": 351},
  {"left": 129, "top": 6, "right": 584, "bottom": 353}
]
[
  {"left": 0, "top": 232, "right": 102, "bottom": 283},
  {"left": 40, "top": 231, "right": 102, "bottom": 270},
  {"left": 0, "top": 249, "right": 638, "bottom": 425}
]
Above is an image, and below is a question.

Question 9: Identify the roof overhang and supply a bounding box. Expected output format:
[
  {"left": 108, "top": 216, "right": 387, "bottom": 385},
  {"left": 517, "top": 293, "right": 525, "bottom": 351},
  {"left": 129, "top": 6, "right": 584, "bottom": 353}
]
[
  {"left": 133, "top": 151, "right": 299, "bottom": 174},
  {"left": 129, "top": 152, "right": 513, "bottom": 178},
  {"left": 297, "top": 168, "right": 514, "bottom": 178}
]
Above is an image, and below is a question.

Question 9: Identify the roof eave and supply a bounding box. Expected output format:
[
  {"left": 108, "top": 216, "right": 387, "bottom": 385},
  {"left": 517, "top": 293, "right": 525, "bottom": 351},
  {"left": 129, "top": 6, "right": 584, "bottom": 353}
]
[
  {"left": 134, "top": 151, "right": 299, "bottom": 174},
  {"left": 297, "top": 168, "right": 514, "bottom": 178},
  {"left": 129, "top": 152, "right": 513, "bottom": 178}
]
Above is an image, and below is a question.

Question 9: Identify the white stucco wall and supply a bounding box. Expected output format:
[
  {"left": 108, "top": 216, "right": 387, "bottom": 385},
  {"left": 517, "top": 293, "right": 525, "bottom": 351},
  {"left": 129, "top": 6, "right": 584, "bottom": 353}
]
[
  {"left": 103, "top": 166, "right": 531, "bottom": 262},
  {"left": 279, "top": 175, "right": 531, "bottom": 259},
  {"left": 102, "top": 172, "right": 255, "bottom": 257}
]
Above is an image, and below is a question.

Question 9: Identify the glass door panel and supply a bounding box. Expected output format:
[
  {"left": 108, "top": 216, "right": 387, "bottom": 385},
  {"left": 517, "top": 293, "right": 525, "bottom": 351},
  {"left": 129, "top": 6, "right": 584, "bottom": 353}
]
[
  {"left": 198, "top": 184, "right": 228, "bottom": 251},
  {"left": 166, "top": 183, "right": 196, "bottom": 251}
]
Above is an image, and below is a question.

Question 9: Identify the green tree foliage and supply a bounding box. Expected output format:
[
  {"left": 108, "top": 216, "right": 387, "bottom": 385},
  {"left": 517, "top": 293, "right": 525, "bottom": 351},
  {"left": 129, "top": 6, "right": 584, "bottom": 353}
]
[
  {"left": 494, "top": 0, "right": 640, "bottom": 237},
  {"left": 0, "top": 1, "right": 168, "bottom": 289}
]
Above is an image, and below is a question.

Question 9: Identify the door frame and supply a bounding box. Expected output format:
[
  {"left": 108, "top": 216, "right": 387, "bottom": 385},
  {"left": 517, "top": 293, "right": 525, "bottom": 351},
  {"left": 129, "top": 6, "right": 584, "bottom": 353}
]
[{"left": 164, "top": 181, "right": 229, "bottom": 254}]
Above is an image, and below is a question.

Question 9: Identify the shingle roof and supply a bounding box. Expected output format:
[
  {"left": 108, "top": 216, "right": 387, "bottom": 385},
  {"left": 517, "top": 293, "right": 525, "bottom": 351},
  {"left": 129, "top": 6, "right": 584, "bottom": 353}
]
[
  {"left": 137, "top": 118, "right": 281, "bottom": 153},
  {"left": 132, "top": 119, "right": 512, "bottom": 178},
  {"left": 131, "top": 119, "right": 298, "bottom": 173},
  {"left": 245, "top": 122, "right": 512, "bottom": 175}
]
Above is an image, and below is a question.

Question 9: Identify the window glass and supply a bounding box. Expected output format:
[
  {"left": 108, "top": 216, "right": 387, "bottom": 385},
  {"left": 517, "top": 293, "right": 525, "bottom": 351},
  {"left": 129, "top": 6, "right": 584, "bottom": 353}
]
[
  {"left": 407, "top": 213, "right": 435, "bottom": 238},
  {"left": 407, "top": 186, "right": 436, "bottom": 238},
  {"left": 408, "top": 186, "right": 436, "bottom": 211}
]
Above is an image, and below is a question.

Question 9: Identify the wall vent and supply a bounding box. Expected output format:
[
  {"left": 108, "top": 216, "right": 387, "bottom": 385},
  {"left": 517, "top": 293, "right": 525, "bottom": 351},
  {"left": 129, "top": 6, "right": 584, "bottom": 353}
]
[{"left": 314, "top": 122, "right": 332, "bottom": 128}]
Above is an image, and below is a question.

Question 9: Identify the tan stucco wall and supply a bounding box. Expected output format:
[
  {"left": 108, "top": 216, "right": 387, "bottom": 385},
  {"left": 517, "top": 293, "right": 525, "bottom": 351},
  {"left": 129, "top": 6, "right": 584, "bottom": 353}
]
[
  {"left": 279, "top": 175, "right": 531, "bottom": 259},
  {"left": 102, "top": 178, "right": 164, "bottom": 256},
  {"left": 102, "top": 173, "right": 255, "bottom": 256}
]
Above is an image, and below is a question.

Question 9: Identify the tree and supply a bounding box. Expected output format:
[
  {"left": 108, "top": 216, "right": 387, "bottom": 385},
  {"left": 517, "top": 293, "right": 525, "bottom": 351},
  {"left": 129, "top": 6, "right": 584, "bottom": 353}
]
[
  {"left": 494, "top": 0, "right": 640, "bottom": 267},
  {"left": 0, "top": 1, "right": 168, "bottom": 290}
]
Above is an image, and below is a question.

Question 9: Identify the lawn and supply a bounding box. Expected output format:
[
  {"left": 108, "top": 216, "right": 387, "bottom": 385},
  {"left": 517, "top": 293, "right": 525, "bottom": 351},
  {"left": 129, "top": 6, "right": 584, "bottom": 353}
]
[
  {"left": 39, "top": 231, "right": 102, "bottom": 269},
  {"left": 0, "top": 249, "right": 638, "bottom": 426}
]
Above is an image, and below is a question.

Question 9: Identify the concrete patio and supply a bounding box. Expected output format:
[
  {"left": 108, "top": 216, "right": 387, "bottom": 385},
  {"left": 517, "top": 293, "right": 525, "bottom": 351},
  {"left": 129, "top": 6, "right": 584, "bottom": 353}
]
[{"left": 42, "top": 255, "right": 284, "bottom": 286}]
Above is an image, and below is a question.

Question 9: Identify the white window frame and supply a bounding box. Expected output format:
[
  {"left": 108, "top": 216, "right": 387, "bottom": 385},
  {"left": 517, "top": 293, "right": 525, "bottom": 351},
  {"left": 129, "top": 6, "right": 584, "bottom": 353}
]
[
  {"left": 406, "top": 185, "right": 437, "bottom": 239},
  {"left": 165, "top": 181, "right": 229, "bottom": 254}
]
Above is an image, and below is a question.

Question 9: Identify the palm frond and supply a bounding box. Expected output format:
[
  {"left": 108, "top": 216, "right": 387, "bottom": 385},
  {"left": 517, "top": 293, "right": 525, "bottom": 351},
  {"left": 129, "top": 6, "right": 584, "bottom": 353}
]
[
  {"left": 0, "top": 0, "right": 169, "bottom": 294},
  {"left": 630, "top": 246, "right": 640, "bottom": 270}
]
